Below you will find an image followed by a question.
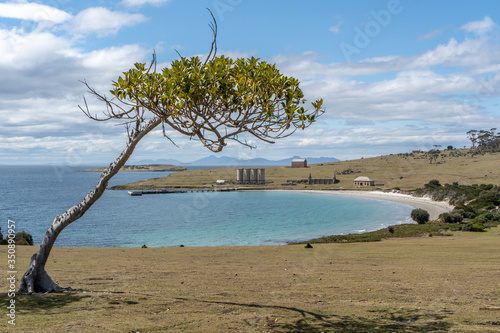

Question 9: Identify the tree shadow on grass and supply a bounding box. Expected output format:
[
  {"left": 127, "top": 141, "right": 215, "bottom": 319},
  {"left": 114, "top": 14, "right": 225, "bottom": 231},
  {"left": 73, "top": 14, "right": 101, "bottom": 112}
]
[
  {"left": 1, "top": 291, "right": 89, "bottom": 312},
  {"left": 176, "top": 297, "right": 453, "bottom": 332},
  {"left": 274, "top": 308, "right": 453, "bottom": 333}
]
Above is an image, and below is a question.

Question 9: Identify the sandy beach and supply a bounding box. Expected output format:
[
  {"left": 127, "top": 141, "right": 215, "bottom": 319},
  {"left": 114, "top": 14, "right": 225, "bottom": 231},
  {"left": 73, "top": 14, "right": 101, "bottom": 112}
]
[{"left": 304, "top": 190, "right": 454, "bottom": 220}]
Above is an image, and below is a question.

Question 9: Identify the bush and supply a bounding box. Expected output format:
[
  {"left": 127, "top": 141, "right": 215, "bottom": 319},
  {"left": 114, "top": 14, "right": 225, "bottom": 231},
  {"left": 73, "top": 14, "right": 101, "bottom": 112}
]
[
  {"left": 461, "top": 223, "right": 485, "bottom": 232},
  {"left": 14, "top": 231, "right": 33, "bottom": 245},
  {"left": 479, "top": 184, "right": 494, "bottom": 191},
  {"left": 426, "top": 179, "right": 442, "bottom": 187},
  {"left": 411, "top": 208, "right": 430, "bottom": 224},
  {"left": 477, "top": 211, "right": 494, "bottom": 221},
  {"left": 472, "top": 217, "right": 486, "bottom": 224},
  {"left": 456, "top": 206, "right": 478, "bottom": 219},
  {"left": 439, "top": 212, "right": 464, "bottom": 224},
  {"left": 0, "top": 230, "right": 33, "bottom": 245}
]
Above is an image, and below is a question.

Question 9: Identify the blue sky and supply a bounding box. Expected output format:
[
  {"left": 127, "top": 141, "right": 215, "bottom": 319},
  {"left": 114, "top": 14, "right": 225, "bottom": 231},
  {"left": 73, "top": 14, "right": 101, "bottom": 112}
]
[{"left": 1, "top": 0, "right": 500, "bottom": 165}]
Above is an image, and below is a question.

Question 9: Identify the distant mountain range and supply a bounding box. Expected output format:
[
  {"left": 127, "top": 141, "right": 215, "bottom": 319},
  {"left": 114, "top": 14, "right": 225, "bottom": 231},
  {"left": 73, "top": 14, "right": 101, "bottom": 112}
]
[{"left": 132, "top": 155, "right": 339, "bottom": 167}]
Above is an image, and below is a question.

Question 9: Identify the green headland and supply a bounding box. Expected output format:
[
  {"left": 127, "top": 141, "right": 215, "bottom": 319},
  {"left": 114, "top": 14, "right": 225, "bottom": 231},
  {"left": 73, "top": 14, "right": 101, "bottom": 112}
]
[{"left": 111, "top": 149, "right": 500, "bottom": 191}]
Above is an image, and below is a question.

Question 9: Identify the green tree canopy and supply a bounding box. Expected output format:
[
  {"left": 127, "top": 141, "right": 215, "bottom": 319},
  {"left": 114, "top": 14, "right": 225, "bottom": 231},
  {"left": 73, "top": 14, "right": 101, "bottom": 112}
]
[{"left": 105, "top": 55, "right": 323, "bottom": 152}]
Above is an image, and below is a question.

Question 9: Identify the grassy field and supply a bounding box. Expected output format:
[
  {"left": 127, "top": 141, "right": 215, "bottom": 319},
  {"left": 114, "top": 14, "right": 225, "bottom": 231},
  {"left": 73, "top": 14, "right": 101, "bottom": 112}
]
[
  {"left": 114, "top": 150, "right": 500, "bottom": 191},
  {"left": 2, "top": 228, "right": 500, "bottom": 332}
]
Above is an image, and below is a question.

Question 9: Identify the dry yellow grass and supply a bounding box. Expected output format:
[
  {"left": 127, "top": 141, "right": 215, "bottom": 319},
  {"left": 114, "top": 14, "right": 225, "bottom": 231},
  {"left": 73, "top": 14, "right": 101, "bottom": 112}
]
[
  {"left": 120, "top": 150, "right": 500, "bottom": 191},
  {"left": 1, "top": 228, "right": 500, "bottom": 332}
]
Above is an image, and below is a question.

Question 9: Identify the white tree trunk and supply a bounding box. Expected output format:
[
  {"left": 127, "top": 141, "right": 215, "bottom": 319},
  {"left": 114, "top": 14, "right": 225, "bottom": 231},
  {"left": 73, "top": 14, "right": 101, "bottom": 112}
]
[{"left": 18, "top": 117, "right": 161, "bottom": 294}]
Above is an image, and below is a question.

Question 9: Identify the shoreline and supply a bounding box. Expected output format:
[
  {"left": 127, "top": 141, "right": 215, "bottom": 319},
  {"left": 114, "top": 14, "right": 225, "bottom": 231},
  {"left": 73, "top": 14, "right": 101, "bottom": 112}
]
[
  {"left": 301, "top": 190, "right": 454, "bottom": 220},
  {"left": 49, "top": 188, "right": 455, "bottom": 248},
  {"left": 120, "top": 186, "right": 454, "bottom": 225}
]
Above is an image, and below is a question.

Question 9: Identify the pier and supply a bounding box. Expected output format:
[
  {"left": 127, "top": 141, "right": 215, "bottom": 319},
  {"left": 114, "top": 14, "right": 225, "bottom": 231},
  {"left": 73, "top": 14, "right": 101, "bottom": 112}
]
[{"left": 127, "top": 188, "right": 238, "bottom": 196}]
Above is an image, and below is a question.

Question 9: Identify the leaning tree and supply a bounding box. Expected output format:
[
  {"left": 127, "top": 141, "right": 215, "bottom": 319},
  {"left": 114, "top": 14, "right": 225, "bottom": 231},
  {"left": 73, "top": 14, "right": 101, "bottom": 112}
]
[{"left": 18, "top": 20, "right": 324, "bottom": 294}]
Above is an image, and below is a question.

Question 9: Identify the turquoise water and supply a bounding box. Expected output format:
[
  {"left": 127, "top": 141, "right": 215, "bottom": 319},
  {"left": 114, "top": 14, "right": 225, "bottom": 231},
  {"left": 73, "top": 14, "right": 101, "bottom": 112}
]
[{"left": 0, "top": 165, "right": 413, "bottom": 247}]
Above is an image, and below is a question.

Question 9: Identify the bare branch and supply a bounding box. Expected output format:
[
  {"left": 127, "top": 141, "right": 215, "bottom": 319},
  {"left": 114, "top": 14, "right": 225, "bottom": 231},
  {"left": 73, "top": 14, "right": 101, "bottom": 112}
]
[
  {"left": 79, "top": 80, "right": 145, "bottom": 128},
  {"left": 148, "top": 50, "right": 157, "bottom": 73},
  {"left": 204, "top": 8, "right": 217, "bottom": 66},
  {"left": 161, "top": 122, "right": 180, "bottom": 148}
]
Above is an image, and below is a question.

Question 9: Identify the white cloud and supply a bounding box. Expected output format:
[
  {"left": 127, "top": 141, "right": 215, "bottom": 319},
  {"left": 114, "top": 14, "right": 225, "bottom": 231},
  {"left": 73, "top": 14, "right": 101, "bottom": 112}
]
[
  {"left": 0, "top": 29, "right": 72, "bottom": 67},
  {"left": 82, "top": 44, "right": 150, "bottom": 74},
  {"left": 280, "top": 126, "right": 469, "bottom": 160},
  {"left": 0, "top": 2, "right": 72, "bottom": 24},
  {"left": 0, "top": 28, "right": 149, "bottom": 101},
  {"left": 0, "top": 24, "right": 151, "bottom": 150},
  {"left": 301, "top": 70, "right": 490, "bottom": 127},
  {"left": 67, "top": 7, "right": 147, "bottom": 37},
  {"left": 417, "top": 25, "right": 455, "bottom": 42},
  {"left": 329, "top": 21, "right": 343, "bottom": 34},
  {"left": 121, "top": 0, "right": 171, "bottom": 7},
  {"left": 461, "top": 16, "right": 496, "bottom": 35},
  {"left": 274, "top": 33, "right": 500, "bottom": 81},
  {"left": 411, "top": 37, "right": 489, "bottom": 68}
]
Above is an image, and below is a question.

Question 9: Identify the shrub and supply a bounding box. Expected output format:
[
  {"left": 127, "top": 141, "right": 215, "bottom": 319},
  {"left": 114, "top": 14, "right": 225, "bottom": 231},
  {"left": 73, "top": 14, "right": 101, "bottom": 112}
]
[
  {"left": 411, "top": 208, "right": 430, "bottom": 224},
  {"left": 461, "top": 223, "right": 485, "bottom": 232},
  {"left": 14, "top": 231, "right": 33, "bottom": 245},
  {"left": 439, "top": 212, "right": 449, "bottom": 222},
  {"left": 427, "top": 179, "right": 441, "bottom": 187},
  {"left": 477, "top": 211, "right": 494, "bottom": 221},
  {"left": 472, "top": 217, "right": 486, "bottom": 224},
  {"left": 477, "top": 192, "right": 500, "bottom": 209},
  {"left": 439, "top": 212, "right": 464, "bottom": 224},
  {"left": 479, "top": 184, "right": 494, "bottom": 191},
  {"left": 456, "top": 206, "right": 478, "bottom": 219},
  {"left": 0, "top": 230, "right": 33, "bottom": 245}
]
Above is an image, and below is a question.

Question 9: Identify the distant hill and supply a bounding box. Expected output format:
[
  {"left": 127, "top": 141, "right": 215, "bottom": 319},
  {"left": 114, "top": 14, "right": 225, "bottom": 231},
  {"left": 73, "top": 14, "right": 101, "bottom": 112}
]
[
  {"left": 132, "top": 155, "right": 339, "bottom": 167},
  {"left": 130, "top": 158, "right": 185, "bottom": 166}
]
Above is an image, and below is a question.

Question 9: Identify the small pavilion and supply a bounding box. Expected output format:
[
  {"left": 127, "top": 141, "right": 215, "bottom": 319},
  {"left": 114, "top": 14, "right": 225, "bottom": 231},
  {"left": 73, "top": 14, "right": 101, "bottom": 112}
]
[{"left": 354, "top": 176, "right": 374, "bottom": 186}]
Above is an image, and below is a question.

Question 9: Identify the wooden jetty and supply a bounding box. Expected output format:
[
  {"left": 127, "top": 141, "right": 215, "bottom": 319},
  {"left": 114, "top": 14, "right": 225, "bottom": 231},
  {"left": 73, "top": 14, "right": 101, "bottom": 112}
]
[{"left": 127, "top": 188, "right": 238, "bottom": 196}]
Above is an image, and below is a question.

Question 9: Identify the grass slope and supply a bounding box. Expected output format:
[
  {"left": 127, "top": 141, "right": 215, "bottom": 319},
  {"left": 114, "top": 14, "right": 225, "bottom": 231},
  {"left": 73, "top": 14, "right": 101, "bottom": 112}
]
[
  {"left": 114, "top": 149, "right": 500, "bottom": 191},
  {"left": 295, "top": 221, "right": 459, "bottom": 244}
]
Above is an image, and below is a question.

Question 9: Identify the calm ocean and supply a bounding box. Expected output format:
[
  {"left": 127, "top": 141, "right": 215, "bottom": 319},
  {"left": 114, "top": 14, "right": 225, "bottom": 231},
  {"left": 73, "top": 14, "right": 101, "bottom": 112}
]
[{"left": 0, "top": 165, "right": 413, "bottom": 247}]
